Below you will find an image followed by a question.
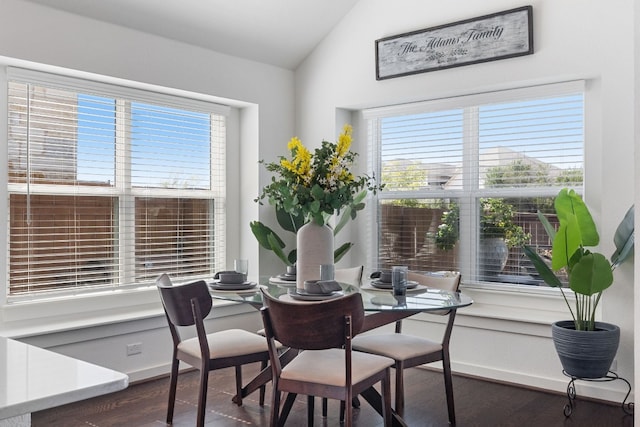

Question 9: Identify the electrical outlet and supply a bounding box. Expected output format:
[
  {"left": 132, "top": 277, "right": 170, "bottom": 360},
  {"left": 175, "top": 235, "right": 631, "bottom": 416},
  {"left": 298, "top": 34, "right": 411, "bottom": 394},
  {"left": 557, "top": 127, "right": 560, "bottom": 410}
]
[{"left": 126, "top": 342, "right": 142, "bottom": 356}]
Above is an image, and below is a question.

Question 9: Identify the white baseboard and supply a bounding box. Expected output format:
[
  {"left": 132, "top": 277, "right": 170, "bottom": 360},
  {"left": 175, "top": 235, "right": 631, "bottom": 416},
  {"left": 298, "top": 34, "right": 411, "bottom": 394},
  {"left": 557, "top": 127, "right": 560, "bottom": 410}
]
[{"left": 445, "top": 361, "right": 634, "bottom": 404}]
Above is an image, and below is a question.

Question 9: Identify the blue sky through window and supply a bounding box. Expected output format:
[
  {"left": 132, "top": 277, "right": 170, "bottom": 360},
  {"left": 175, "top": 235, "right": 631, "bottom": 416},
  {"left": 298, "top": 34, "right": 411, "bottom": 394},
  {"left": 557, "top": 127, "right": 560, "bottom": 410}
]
[{"left": 76, "top": 95, "right": 212, "bottom": 189}]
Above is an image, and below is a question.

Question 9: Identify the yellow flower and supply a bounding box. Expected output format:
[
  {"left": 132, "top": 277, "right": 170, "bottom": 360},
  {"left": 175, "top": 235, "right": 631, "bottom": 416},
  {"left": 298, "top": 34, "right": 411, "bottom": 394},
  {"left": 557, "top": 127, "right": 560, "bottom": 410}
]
[
  {"left": 257, "top": 124, "right": 383, "bottom": 226},
  {"left": 282, "top": 137, "right": 312, "bottom": 182},
  {"left": 337, "top": 125, "right": 352, "bottom": 158}
]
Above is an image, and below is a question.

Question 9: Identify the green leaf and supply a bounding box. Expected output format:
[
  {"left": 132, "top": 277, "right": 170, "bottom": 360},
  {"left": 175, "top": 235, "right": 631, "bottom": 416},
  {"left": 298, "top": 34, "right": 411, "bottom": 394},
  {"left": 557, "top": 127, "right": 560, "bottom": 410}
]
[
  {"left": 334, "top": 242, "right": 353, "bottom": 263},
  {"left": 333, "top": 206, "right": 352, "bottom": 236},
  {"left": 555, "top": 188, "right": 599, "bottom": 246},
  {"left": 537, "top": 210, "right": 556, "bottom": 241},
  {"left": 611, "top": 205, "right": 634, "bottom": 268},
  {"left": 275, "top": 206, "right": 305, "bottom": 234},
  {"left": 353, "top": 190, "right": 367, "bottom": 204},
  {"left": 267, "top": 233, "right": 291, "bottom": 266},
  {"left": 287, "top": 249, "right": 297, "bottom": 265},
  {"left": 250, "top": 221, "right": 285, "bottom": 250},
  {"left": 569, "top": 252, "right": 613, "bottom": 295},
  {"left": 522, "top": 245, "right": 563, "bottom": 288}
]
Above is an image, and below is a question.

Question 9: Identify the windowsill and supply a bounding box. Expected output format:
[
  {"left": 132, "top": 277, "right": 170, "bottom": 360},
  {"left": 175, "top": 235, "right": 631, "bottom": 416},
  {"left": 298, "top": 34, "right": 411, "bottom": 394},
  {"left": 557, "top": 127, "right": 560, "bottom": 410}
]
[
  {"left": 458, "top": 281, "right": 585, "bottom": 328},
  {"left": 0, "top": 285, "right": 243, "bottom": 339}
]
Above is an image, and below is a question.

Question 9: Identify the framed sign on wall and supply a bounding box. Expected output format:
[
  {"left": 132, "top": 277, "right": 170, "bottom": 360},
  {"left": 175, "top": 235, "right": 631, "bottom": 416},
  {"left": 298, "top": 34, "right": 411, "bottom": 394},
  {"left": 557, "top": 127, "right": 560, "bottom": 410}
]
[{"left": 376, "top": 5, "right": 533, "bottom": 80}]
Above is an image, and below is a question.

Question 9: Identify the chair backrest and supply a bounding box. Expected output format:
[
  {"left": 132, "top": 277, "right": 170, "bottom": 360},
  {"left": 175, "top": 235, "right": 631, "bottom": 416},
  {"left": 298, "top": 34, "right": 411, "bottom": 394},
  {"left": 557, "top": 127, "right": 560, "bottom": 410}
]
[
  {"left": 335, "top": 266, "right": 364, "bottom": 287},
  {"left": 408, "top": 271, "right": 461, "bottom": 292},
  {"left": 157, "top": 276, "right": 212, "bottom": 327},
  {"left": 395, "top": 272, "right": 462, "bottom": 333},
  {"left": 156, "top": 272, "right": 173, "bottom": 288},
  {"left": 260, "top": 290, "right": 364, "bottom": 350}
]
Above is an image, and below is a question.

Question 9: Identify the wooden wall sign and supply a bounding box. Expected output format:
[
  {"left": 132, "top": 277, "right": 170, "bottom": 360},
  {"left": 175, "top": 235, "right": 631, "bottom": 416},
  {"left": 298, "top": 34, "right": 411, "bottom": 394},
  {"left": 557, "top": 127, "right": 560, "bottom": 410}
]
[{"left": 376, "top": 6, "right": 533, "bottom": 80}]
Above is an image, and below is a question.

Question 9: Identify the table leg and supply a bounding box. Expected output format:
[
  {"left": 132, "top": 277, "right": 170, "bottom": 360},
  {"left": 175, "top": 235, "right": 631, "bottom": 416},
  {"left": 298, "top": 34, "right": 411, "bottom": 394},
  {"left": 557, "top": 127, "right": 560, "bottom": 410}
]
[
  {"left": 359, "top": 386, "right": 408, "bottom": 427},
  {"left": 232, "top": 347, "right": 297, "bottom": 404}
]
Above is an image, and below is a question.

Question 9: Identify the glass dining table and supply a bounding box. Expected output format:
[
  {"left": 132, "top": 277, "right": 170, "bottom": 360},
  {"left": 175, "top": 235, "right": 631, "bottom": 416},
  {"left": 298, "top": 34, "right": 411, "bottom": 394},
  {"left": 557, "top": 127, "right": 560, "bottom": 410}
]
[{"left": 209, "top": 278, "right": 473, "bottom": 427}]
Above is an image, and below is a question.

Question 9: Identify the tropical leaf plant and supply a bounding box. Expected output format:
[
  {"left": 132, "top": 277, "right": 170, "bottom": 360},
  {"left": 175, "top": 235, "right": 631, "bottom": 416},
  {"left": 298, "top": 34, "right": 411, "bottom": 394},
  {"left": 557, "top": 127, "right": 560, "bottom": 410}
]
[{"left": 522, "top": 188, "right": 634, "bottom": 331}]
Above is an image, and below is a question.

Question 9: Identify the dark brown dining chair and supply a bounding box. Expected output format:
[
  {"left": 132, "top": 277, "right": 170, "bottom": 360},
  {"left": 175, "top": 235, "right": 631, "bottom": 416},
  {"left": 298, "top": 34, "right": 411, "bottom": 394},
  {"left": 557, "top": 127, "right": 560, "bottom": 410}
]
[
  {"left": 156, "top": 273, "right": 271, "bottom": 427},
  {"left": 352, "top": 271, "right": 462, "bottom": 423},
  {"left": 260, "top": 289, "right": 394, "bottom": 427}
]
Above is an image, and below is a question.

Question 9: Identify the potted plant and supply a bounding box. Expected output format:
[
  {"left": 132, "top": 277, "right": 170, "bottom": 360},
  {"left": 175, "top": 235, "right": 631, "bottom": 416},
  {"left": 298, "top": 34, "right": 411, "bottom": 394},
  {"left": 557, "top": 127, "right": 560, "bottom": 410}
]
[
  {"left": 522, "top": 188, "right": 634, "bottom": 378},
  {"left": 435, "top": 198, "right": 530, "bottom": 277},
  {"left": 251, "top": 125, "right": 383, "bottom": 278}
]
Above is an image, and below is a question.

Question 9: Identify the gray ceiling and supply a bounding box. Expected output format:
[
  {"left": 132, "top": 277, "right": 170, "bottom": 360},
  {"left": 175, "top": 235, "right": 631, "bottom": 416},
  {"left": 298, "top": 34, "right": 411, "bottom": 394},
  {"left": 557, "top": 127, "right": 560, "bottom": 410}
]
[{"left": 24, "top": 0, "right": 361, "bottom": 69}]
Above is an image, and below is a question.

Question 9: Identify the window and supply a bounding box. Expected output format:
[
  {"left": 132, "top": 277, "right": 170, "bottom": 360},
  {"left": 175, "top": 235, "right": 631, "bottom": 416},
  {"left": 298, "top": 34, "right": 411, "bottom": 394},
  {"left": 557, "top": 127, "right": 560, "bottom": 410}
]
[
  {"left": 7, "top": 69, "right": 228, "bottom": 297},
  {"left": 366, "top": 81, "right": 584, "bottom": 287}
]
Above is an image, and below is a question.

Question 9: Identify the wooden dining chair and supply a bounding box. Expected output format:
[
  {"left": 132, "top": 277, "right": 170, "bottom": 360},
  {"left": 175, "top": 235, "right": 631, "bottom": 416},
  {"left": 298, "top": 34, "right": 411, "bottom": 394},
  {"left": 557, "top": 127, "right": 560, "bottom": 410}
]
[
  {"left": 156, "top": 273, "right": 271, "bottom": 427},
  {"left": 260, "top": 289, "right": 394, "bottom": 427},
  {"left": 352, "top": 271, "right": 462, "bottom": 423},
  {"left": 334, "top": 265, "right": 364, "bottom": 287}
]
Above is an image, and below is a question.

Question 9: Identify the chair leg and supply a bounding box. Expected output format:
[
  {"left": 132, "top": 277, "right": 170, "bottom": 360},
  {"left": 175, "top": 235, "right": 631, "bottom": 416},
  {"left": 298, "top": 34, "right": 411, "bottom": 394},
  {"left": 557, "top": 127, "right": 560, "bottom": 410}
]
[
  {"left": 322, "top": 397, "right": 328, "bottom": 417},
  {"left": 196, "top": 368, "right": 209, "bottom": 427},
  {"left": 279, "top": 393, "right": 297, "bottom": 426},
  {"left": 307, "top": 395, "right": 314, "bottom": 426},
  {"left": 442, "top": 351, "right": 456, "bottom": 425},
  {"left": 259, "top": 360, "right": 267, "bottom": 406},
  {"left": 234, "top": 365, "right": 243, "bottom": 406},
  {"left": 381, "top": 367, "right": 393, "bottom": 427},
  {"left": 339, "top": 400, "right": 346, "bottom": 422},
  {"left": 166, "top": 358, "right": 180, "bottom": 424},
  {"left": 344, "top": 390, "right": 353, "bottom": 427},
  {"left": 394, "top": 362, "right": 405, "bottom": 417},
  {"left": 271, "top": 387, "right": 282, "bottom": 427}
]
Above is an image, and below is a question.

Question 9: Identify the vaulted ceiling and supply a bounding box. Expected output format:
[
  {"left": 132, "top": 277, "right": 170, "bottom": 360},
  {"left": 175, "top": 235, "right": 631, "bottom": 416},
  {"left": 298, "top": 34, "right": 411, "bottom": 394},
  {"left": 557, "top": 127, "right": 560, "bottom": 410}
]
[{"left": 24, "top": 0, "right": 361, "bottom": 69}]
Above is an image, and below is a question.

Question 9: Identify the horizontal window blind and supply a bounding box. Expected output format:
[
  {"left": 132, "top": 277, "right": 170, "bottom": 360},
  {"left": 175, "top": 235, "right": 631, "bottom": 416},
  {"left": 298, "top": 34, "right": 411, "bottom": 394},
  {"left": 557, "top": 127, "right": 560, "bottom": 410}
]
[
  {"left": 7, "top": 76, "right": 226, "bottom": 296},
  {"left": 367, "top": 82, "right": 584, "bottom": 286}
]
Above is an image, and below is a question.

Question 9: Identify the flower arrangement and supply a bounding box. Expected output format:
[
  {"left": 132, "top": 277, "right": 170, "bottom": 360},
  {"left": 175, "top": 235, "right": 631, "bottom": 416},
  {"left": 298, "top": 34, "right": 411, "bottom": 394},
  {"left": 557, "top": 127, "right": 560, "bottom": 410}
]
[
  {"left": 255, "top": 124, "right": 382, "bottom": 226},
  {"left": 251, "top": 125, "right": 383, "bottom": 266}
]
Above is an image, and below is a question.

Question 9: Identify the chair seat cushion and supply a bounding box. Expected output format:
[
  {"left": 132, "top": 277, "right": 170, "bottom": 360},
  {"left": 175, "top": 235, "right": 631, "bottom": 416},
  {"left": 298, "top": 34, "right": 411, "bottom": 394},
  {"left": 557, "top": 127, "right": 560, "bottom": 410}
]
[
  {"left": 281, "top": 348, "right": 394, "bottom": 386},
  {"left": 178, "top": 329, "right": 269, "bottom": 360},
  {"left": 352, "top": 333, "right": 442, "bottom": 361}
]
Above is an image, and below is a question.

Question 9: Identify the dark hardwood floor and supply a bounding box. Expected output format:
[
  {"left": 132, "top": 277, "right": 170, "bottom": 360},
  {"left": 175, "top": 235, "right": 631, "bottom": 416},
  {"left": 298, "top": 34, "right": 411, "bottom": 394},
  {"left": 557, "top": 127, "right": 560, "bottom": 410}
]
[{"left": 33, "top": 364, "right": 633, "bottom": 426}]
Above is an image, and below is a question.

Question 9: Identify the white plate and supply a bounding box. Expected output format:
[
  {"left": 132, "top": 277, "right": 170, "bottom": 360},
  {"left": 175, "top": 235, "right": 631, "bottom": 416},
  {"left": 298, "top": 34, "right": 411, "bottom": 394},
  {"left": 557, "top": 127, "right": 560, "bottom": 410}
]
[
  {"left": 269, "top": 276, "right": 297, "bottom": 286},
  {"left": 370, "top": 280, "right": 419, "bottom": 290},
  {"left": 361, "top": 282, "right": 428, "bottom": 293},
  {"left": 210, "top": 281, "right": 257, "bottom": 291},
  {"left": 288, "top": 291, "right": 343, "bottom": 301}
]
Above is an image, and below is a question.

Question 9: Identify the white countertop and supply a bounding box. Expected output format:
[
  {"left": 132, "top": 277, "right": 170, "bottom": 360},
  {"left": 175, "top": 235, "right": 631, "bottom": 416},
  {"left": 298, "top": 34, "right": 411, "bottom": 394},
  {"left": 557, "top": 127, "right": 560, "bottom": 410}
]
[{"left": 0, "top": 336, "right": 129, "bottom": 420}]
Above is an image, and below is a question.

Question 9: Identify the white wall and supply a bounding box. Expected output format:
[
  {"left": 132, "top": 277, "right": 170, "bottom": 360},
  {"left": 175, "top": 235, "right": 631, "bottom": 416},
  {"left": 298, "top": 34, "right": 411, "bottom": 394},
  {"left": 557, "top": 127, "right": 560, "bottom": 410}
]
[
  {"left": 0, "top": 0, "right": 294, "bottom": 381},
  {"left": 0, "top": 0, "right": 635, "bottom": 405},
  {"left": 295, "top": 0, "right": 635, "bottom": 402}
]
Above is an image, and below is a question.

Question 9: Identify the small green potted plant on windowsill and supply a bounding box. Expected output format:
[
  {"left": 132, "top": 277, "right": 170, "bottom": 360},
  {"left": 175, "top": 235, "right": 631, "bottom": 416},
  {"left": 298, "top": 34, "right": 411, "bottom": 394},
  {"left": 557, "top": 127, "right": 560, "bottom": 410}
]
[
  {"left": 435, "top": 198, "right": 530, "bottom": 277},
  {"left": 522, "top": 188, "right": 634, "bottom": 378}
]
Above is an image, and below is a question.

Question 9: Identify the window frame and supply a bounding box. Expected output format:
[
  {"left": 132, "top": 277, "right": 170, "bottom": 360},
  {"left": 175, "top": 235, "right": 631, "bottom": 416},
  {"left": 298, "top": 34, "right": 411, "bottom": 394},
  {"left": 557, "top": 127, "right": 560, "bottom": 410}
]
[
  {"left": 364, "top": 80, "right": 587, "bottom": 292},
  {"left": 4, "top": 67, "right": 231, "bottom": 302}
]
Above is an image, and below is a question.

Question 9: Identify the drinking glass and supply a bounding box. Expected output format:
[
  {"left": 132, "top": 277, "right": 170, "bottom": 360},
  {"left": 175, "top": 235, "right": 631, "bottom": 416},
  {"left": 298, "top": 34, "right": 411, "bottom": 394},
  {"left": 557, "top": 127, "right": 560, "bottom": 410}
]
[
  {"left": 234, "top": 259, "right": 249, "bottom": 280},
  {"left": 320, "top": 264, "right": 335, "bottom": 281},
  {"left": 392, "top": 265, "right": 408, "bottom": 296}
]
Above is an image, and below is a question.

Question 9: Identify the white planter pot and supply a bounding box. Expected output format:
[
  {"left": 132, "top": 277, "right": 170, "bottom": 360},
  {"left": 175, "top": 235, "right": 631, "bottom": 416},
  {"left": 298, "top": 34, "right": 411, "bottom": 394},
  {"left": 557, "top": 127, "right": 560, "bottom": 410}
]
[{"left": 296, "top": 222, "right": 334, "bottom": 291}]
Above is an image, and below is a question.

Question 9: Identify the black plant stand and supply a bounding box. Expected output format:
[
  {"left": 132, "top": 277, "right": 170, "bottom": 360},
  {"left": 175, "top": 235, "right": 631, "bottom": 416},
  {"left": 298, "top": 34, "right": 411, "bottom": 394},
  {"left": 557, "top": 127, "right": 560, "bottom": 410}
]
[{"left": 562, "top": 370, "right": 634, "bottom": 417}]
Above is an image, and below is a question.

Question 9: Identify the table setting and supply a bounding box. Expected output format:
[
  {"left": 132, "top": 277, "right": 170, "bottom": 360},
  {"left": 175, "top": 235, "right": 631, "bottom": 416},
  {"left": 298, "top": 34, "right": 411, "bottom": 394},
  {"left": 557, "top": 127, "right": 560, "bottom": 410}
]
[
  {"left": 268, "top": 264, "right": 297, "bottom": 286},
  {"left": 208, "top": 259, "right": 263, "bottom": 293}
]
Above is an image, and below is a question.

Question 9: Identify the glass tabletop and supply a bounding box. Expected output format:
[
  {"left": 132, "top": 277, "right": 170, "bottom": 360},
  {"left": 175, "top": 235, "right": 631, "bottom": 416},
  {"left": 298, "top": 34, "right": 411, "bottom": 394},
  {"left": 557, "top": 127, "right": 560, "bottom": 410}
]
[{"left": 208, "top": 279, "right": 472, "bottom": 312}]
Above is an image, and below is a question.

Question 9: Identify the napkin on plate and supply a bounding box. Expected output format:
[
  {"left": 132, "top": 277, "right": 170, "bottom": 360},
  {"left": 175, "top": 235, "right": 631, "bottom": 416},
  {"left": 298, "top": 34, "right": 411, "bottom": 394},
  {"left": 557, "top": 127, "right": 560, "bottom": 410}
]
[{"left": 304, "top": 280, "right": 341, "bottom": 294}]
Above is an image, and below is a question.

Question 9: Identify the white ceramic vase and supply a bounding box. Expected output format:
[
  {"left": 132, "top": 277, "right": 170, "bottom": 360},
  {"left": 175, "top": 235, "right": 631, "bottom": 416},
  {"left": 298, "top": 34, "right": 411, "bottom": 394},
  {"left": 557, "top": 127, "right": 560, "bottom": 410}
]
[{"left": 296, "top": 221, "right": 334, "bottom": 290}]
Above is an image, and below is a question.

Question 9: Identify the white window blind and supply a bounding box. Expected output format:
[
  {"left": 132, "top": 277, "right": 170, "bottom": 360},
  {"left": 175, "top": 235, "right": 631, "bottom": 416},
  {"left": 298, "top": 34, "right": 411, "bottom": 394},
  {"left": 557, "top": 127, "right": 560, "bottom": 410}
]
[
  {"left": 7, "top": 71, "right": 227, "bottom": 296},
  {"left": 366, "top": 81, "right": 584, "bottom": 286}
]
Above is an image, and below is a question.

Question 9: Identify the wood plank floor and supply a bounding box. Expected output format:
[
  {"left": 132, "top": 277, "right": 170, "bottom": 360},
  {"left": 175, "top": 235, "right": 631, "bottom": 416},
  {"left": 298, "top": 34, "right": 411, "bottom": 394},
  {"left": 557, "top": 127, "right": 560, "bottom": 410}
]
[{"left": 33, "top": 364, "right": 633, "bottom": 426}]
